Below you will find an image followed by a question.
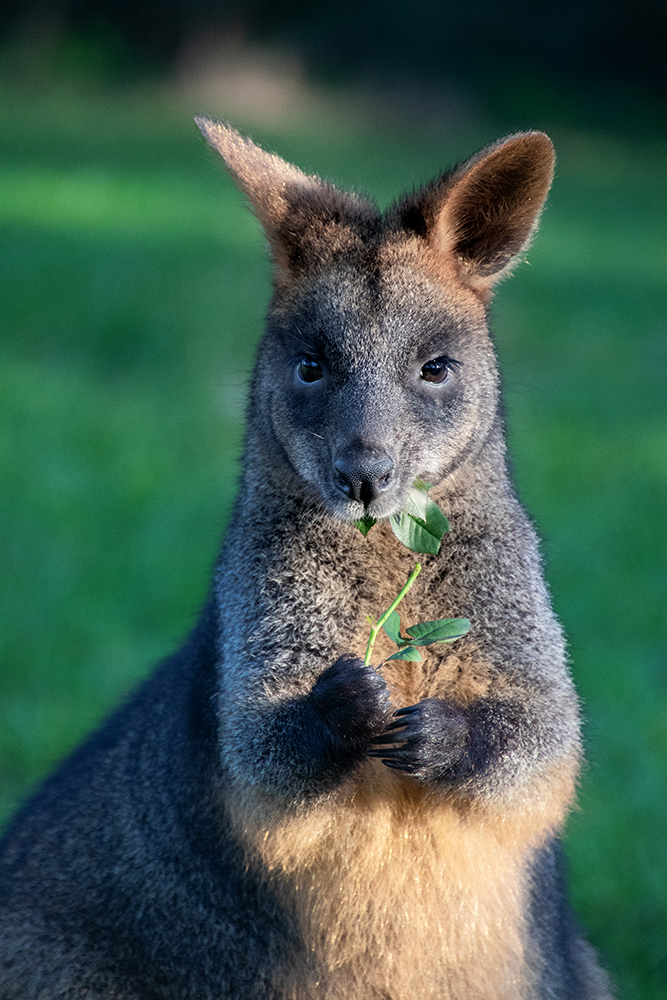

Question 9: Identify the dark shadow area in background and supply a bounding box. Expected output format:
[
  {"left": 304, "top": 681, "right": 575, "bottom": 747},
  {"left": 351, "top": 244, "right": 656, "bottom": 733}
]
[{"left": 1, "top": 0, "right": 666, "bottom": 135}]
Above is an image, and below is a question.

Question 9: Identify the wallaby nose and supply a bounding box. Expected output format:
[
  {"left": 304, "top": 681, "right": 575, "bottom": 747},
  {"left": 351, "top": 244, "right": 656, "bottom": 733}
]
[{"left": 333, "top": 448, "right": 395, "bottom": 507}]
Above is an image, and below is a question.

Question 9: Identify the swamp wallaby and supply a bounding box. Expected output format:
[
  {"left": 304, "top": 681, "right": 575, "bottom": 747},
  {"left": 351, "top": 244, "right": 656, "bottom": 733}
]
[{"left": 0, "top": 122, "right": 613, "bottom": 999}]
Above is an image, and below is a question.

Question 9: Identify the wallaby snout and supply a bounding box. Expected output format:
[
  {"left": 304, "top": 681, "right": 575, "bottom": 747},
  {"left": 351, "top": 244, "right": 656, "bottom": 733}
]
[{"left": 333, "top": 445, "right": 395, "bottom": 507}]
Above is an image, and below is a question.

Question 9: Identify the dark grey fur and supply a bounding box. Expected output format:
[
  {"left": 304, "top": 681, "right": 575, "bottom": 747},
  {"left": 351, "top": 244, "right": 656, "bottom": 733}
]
[{"left": 0, "top": 123, "right": 612, "bottom": 999}]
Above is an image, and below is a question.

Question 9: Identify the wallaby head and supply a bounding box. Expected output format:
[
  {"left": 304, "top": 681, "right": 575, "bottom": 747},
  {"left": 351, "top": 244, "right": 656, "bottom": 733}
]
[{"left": 197, "top": 119, "right": 554, "bottom": 525}]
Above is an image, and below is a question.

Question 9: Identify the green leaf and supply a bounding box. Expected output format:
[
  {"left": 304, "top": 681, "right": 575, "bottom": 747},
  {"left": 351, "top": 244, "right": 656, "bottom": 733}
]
[
  {"left": 402, "top": 481, "right": 430, "bottom": 521},
  {"left": 355, "top": 516, "right": 376, "bottom": 537},
  {"left": 381, "top": 609, "right": 402, "bottom": 645},
  {"left": 413, "top": 478, "right": 432, "bottom": 492},
  {"left": 389, "top": 498, "right": 449, "bottom": 555},
  {"left": 386, "top": 645, "right": 423, "bottom": 662},
  {"left": 404, "top": 617, "right": 471, "bottom": 645},
  {"left": 423, "top": 499, "right": 449, "bottom": 538},
  {"left": 390, "top": 512, "right": 440, "bottom": 554}
]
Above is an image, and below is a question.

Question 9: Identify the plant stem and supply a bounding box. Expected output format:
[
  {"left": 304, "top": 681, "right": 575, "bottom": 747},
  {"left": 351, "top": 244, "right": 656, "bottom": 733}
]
[{"left": 363, "top": 563, "right": 422, "bottom": 667}]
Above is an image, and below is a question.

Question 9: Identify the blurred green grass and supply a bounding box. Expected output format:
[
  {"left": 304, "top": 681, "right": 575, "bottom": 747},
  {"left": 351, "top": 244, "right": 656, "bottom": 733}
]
[{"left": 0, "top": 81, "right": 665, "bottom": 998}]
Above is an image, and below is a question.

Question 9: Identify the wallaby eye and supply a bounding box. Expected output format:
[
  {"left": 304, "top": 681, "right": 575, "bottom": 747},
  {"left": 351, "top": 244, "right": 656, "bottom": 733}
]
[
  {"left": 297, "top": 356, "right": 323, "bottom": 384},
  {"left": 420, "top": 356, "right": 453, "bottom": 384}
]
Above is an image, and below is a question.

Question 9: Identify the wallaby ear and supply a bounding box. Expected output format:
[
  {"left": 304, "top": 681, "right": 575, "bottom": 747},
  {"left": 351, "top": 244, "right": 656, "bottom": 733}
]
[
  {"left": 195, "top": 117, "right": 319, "bottom": 234},
  {"left": 406, "top": 132, "right": 554, "bottom": 299},
  {"left": 195, "top": 117, "right": 373, "bottom": 280}
]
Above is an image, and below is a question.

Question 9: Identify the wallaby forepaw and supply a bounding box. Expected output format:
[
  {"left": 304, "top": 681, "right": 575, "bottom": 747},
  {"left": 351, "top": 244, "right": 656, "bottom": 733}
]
[
  {"left": 312, "top": 657, "right": 391, "bottom": 745},
  {"left": 368, "top": 698, "right": 469, "bottom": 781}
]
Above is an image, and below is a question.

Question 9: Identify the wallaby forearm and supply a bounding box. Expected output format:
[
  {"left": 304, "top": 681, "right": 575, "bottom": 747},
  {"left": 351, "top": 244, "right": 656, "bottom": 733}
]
[{"left": 222, "top": 659, "right": 579, "bottom": 807}]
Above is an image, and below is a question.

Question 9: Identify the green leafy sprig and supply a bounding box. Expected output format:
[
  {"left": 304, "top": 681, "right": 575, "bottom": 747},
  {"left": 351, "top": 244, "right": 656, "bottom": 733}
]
[
  {"left": 357, "top": 480, "right": 471, "bottom": 666},
  {"left": 355, "top": 478, "right": 448, "bottom": 556}
]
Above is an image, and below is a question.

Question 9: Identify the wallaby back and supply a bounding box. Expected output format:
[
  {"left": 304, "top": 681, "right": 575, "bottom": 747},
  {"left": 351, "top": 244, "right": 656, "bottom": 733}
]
[{"left": 0, "top": 123, "right": 612, "bottom": 1000}]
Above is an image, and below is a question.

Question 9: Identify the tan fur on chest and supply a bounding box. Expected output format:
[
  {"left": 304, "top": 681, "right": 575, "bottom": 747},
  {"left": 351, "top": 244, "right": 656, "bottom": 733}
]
[
  {"left": 232, "top": 764, "right": 574, "bottom": 1000},
  {"left": 349, "top": 623, "right": 495, "bottom": 717}
]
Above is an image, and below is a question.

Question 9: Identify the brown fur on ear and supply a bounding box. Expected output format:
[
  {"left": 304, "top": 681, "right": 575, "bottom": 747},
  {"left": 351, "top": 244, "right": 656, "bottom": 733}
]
[
  {"left": 397, "top": 132, "right": 555, "bottom": 300},
  {"left": 195, "top": 117, "right": 378, "bottom": 281},
  {"left": 195, "top": 117, "right": 319, "bottom": 235}
]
